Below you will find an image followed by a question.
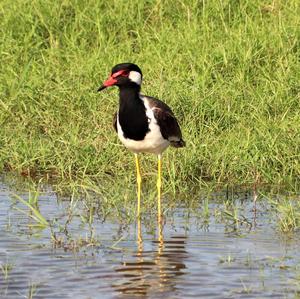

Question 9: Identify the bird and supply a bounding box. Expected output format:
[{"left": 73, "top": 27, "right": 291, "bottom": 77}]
[{"left": 97, "top": 63, "right": 185, "bottom": 217}]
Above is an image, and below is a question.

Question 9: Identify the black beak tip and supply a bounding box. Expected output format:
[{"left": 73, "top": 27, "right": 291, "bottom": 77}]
[{"left": 97, "top": 85, "right": 106, "bottom": 92}]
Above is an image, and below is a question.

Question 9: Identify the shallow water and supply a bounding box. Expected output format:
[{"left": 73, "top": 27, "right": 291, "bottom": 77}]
[{"left": 0, "top": 181, "right": 300, "bottom": 299}]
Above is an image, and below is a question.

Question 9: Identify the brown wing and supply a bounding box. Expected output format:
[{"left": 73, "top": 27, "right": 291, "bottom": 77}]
[{"left": 147, "top": 96, "right": 185, "bottom": 148}]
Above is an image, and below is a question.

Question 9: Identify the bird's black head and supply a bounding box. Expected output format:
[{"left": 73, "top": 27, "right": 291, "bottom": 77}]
[{"left": 98, "top": 63, "right": 143, "bottom": 92}]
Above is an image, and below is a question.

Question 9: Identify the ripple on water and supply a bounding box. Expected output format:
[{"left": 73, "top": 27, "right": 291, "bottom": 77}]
[{"left": 0, "top": 185, "right": 300, "bottom": 299}]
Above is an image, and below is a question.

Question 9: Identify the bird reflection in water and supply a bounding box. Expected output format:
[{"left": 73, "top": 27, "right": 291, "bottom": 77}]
[{"left": 113, "top": 215, "right": 187, "bottom": 297}]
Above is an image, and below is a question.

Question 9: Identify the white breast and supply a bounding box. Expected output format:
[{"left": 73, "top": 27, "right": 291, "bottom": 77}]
[{"left": 116, "top": 96, "right": 170, "bottom": 155}]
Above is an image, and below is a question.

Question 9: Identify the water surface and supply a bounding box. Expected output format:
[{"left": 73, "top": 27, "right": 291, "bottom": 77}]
[{"left": 0, "top": 181, "right": 299, "bottom": 298}]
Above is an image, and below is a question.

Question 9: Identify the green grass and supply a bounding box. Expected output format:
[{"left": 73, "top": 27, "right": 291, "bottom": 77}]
[{"left": 0, "top": 0, "right": 299, "bottom": 195}]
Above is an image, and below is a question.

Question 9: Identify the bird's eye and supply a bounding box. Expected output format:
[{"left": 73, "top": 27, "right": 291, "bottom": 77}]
[{"left": 120, "top": 70, "right": 129, "bottom": 77}]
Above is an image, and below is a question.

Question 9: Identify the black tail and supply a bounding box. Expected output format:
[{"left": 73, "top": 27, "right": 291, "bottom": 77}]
[{"left": 170, "top": 139, "right": 185, "bottom": 148}]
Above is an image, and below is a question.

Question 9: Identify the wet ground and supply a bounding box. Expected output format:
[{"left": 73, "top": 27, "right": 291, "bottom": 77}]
[{"left": 0, "top": 180, "right": 300, "bottom": 299}]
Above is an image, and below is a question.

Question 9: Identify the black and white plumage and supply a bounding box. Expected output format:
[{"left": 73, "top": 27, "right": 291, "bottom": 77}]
[
  {"left": 98, "top": 62, "right": 185, "bottom": 216},
  {"left": 99, "top": 63, "right": 185, "bottom": 154}
]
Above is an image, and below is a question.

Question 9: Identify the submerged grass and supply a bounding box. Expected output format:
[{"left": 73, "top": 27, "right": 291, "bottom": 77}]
[
  {"left": 0, "top": 261, "right": 13, "bottom": 281},
  {"left": 0, "top": 0, "right": 299, "bottom": 195},
  {"left": 269, "top": 196, "right": 300, "bottom": 232},
  {"left": 13, "top": 192, "right": 49, "bottom": 228}
]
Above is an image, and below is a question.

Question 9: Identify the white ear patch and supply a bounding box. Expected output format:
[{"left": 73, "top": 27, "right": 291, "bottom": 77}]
[{"left": 128, "top": 71, "right": 142, "bottom": 85}]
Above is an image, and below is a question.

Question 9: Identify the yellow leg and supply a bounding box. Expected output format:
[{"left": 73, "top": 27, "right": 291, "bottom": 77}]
[
  {"left": 157, "top": 154, "right": 162, "bottom": 218},
  {"left": 158, "top": 214, "right": 164, "bottom": 248},
  {"left": 135, "top": 154, "right": 142, "bottom": 216},
  {"left": 137, "top": 216, "right": 143, "bottom": 253}
]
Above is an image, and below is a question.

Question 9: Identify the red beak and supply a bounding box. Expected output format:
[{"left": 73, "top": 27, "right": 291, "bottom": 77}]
[{"left": 97, "top": 76, "right": 117, "bottom": 92}]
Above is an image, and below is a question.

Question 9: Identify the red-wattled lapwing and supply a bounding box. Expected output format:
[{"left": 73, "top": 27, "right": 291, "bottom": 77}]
[{"left": 98, "top": 63, "right": 185, "bottom": 216}]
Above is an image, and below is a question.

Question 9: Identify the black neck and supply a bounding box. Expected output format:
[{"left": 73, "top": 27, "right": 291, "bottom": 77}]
[
  {"left": 118, "top": 84, "right": 149, "bottom": 141},
  {"left": 119, "top": 84, "right": 141, "bottom": 107}
]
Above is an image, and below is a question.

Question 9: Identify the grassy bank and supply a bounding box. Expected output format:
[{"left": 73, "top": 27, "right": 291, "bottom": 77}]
[{"left": 0, "top": 0, "right": 299, "bottom": 194}]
